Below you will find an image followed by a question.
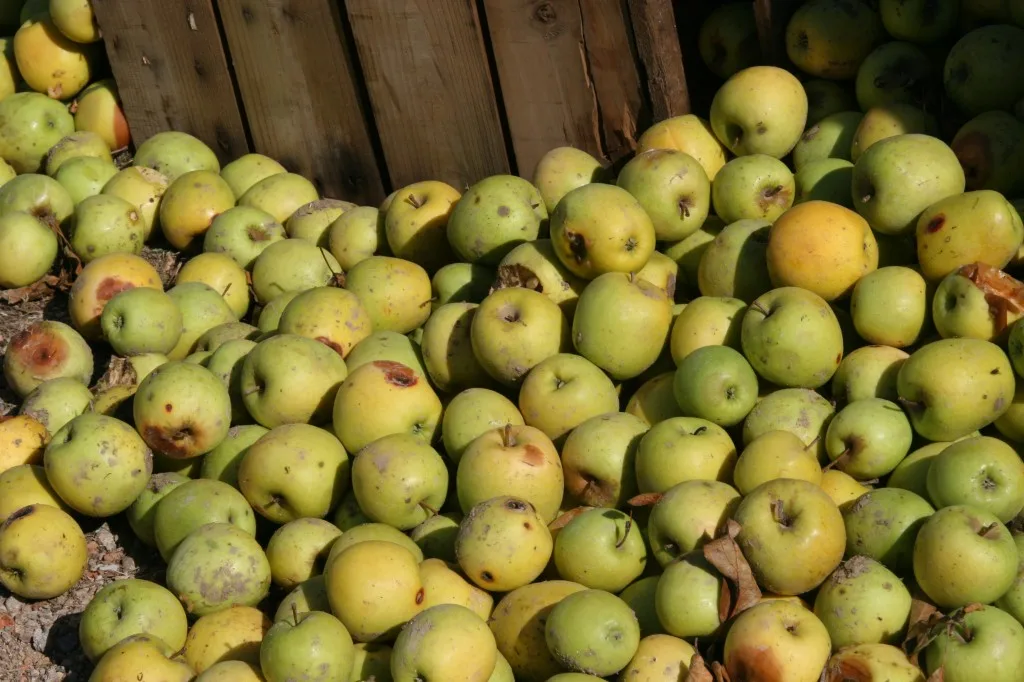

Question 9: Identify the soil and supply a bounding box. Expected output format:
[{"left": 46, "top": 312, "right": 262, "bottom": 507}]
[{"left": 0, "top": 243, "right": 183, "bottom": 680}]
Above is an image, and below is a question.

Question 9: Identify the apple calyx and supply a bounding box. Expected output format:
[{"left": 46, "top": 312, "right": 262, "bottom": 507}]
[{"left": 770, "top": 499, "right": 793, "bottom": 529}]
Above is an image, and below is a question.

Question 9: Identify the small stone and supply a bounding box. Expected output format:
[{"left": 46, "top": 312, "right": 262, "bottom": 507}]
[
  {"left": 31, "top": 625, "right": 47, "bottom": 652},
  {"left": 121, "top": 556, "right": 137, "bottom": 573},
  {"left": 4, "top": 596, "right": 22, "bottom": 614}
]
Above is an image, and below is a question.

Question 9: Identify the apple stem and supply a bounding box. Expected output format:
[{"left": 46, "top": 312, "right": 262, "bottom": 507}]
[
  {"left": 803, "top": 436, "right": 819, "bottom": 452},
  {"left": 822, "top": 448, "right": 850, "bottom": 472},
  {"left": 750, "top": 301, "right": 770, "bottom": 316},
  {"left": 897, "top": 397, "right": 922, "bottom": 412},
  {"left": 291, "top": 602, "right": 299, "bottom": 626},
  {"left": 222, "top": 282, "right": 232, "bottom": 297},
  {"left": 501, "top": 423, "right": 514, "bottom": 448},
  {"left": 770, "top": 499, "right": 792, "bottom": 528},
  {"left": 419, "top": 502, "right": 438, "bottom": 517},
  {"left": 616, "top": 510, "right": 634, "bottom": 549}
]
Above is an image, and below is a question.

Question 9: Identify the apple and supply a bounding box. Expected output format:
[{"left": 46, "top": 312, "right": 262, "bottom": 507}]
[
  {"left": 494, "top": 239, "right": 585, "bottom": 319},
  {"left": 276, "top": 285, "right": 372, "bottom": 358},
  {"left": 820, "top": 469, "right": 872, "bottom": 511},
  {"left": 825, "top": 398, "right": 913, "bottom": 480},
  {"left": 710, "top": 66, "right": 808, "bottom": 158},
  {"left": 249, "top": 238, "right": 341, "bottom": 305},
  {"left": 654, "top": 550, "right": 724, "bottom": 639},
  {"left": 734, "top": 478, "right": 846, "bottom": 595},
  {"left": 741, "top": 287, "right": 844, "bottom": 389},
  {"left": 698, "top": 2, "right": 759, "bottom": 79},
  {"left": 0, "top": 504, "right": 87, "bottom": 599},
  {"left": 619, "top": 576, "right": 665, "bottom": 638},
  {"left": 913, "top": 504, "right": 1018, "bottom": 608},
  {"left": 411, "top": 513, "right": 462, "bottom": 563},
  {"left": 391, "top": 604, "right": 497, "bottom": 682},
  {"left": 260, "top": 611, "right": 355, "bottom": 682},
  {"left": 203, "top": 205, "right": 286, "bottom": 269},
  {"left": 785, "top": 0, "right": 884, "bottom": 79},
  {"left": 545, "top": 589, "right": 640, "bottom": 677},
  {"left": 79, "top": 578, "right": 188, "bottom": 663},
  {"left": 813, "top": 555, "right": 912, "bottom": 648},
  {"left": 636, "top": 114, "right": 728, "bottom": 181},
  {"left": 14, "top": 14, "right": 92, "bottom": 99},
  {"left": 793, "top": 111, "right": 862, "bottom": 170},
  {"left": 926, "top": 435, "right": 1024, "bottom": 522},
  {"left": 285, "top": 198, "right": 353, "bottom": 246},
  {"left": 952, "top": 111, "right": 1024, "bottom": 197},
  {"left": 89, "top": 635, "right": 195, "bottom": 682},
  {"left": 531, "top": 146, "right": 608, "bottom": 213},
  {"left": 417, "top": 554, "right": 494, "bottom": 620},
  {"left": 457, "top": 423, "right": 563, "bottom": 521},
  {"left": 855, "top": 41, "right": 934, "bottom": 111},
  {"left": 456, "top": 496, "right": 553, "bottom": 592},
  {"left": 794, "top": 158, "right": 855, "bottom": 207},
  {"left": 850, "top": 266, "right": 929, "bottom": 347},
  {"left": 237, "top": 172, "right": 318, "bottom": 225},
  {"left": 183, "top": 605, "right": 269, "bottom": 673},
  {"left": 625, "top": 372, "right": 684, "bottom": 426},
  {"left": 851, "top": 134, "right": 966, "bottom": 236},
  {"left": 879, "top": 0, "right": 958, "bottom": 42},
  {"left": 711, "top": 155, "right": 795, "bottom": 224},
  {"left": 344, "top": 255, "right": 432, "bottom": 334},
  {"left": 351, "top": 432, "right": 448, "bottom": 530},
  {"left": 824, "top": 643, "right": 926, "bottom": 682},
  {"left": 134, "top": 360, "right": 231, "bottom": 459},
  {"left": 553, "top": 507, "right": 645, "bottom": 592},
  {"left": 742, "top": 388, "right": 835, "bottom": 463},
  {"left": 634, "top": 416, "right": 737, "bottom": 493},
  {"left": 220, "top": 153, "right": 286, "bottom": 199},
  {"left": 897, "top": 338, "right": 1014, "bottom": 442},
  {"left": 831, "top": 345, "right": 909, "bottom": 406},
  {"left": 669, "top": 297, "right": 745, "bottom": 364},
  {"left": 175, "top": 252, "right": 250, "bottom": 320},
  {"left": 326, "top": 523, "right": 424, "bottom": 566},
  {"left": 560, "top": 412, "right": 648, "bottom": 508},
  {"left": 647, "top": 479, "right": 741, "bottom": 566},
  {"left": 944, "top": 25, "right": 1024, "bottom": 117},
  {"left": 924, "top": 604, "right": 1024, "bottom": 682},
  {"left": 385, "top": 180, "right": 460, "bottom": 272},
  {"left": 3, "top": 319, "right": 93, "bottom": 398},
  {"left": 344, "top": 330, "right": 427, "bottom": 379},
  {"left": 549, "top": 183, "right": 656, "bottom": 280},
  {"left": 332, "top": 360, "right": 441, "bottom": 454},
  {"left": 850, "top": 103, "right": 938, "bottom": 162},
  {"left": 152, "top": 478, "right": 256, "bottom": 561},
  {"left": 617, "top": 149, "right": 710, "bottom": 242},
  {"left": 446, "top": 174, "right": 546, "bottom": 265},
  {"left": 804, "top": 79, "right": 857, "bottom": 126},
  {"left": 673, "top": 345, "right": 758, "bottom": 427},
  {"left": 723, "top": 600, "right": 831, "bottom": 682},
  {"left": 0, "top": 464, "right": 68, "bottom": 522},
  {"left": 327, "top": 205, "right": 381, "bottom": 271},
  {"left": 887, "top": 442, "right": 953, "bottom": 499},
  {"left": 0, "top": 211, "right": 57, "bottom": 288},
  {"left": 0, "top": 92, "right": 75, "bottom": 174},
  {"left": 100, "top": 287, "right": 183, "bottom": 356},
  {"left": 74, "top": 78, "right": 131, "bottom": 151},
  {"left": 420, "top": 302, "right": 495, "bottom": 393},
  {"left": 163, "top": 281, "right": 237, "bottom": 359},
  {"left": 471, "top": 286, "right": 569, "bottom": 387},
  {"left": 733, "top": 430, "right": 823, "bottom": 495},
  {"left": 441, "top": 387, "right": 525, "bottom": 464},
  {"left": 431, "top": 262, "right": 494, "bottom": 309},
  {"left": 518, "top": 353, "right": 618, "bottom": 445}
]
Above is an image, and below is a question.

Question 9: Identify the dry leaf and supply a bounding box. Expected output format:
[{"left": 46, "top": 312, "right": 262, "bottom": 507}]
[
  {"left": 926, "top": 666, "right": 944, "bottom": 682},
  {"left": 958, "top": 262, "right": 1024, "bottom": 333},
  {"left": 492, "top": 263, "right": 543, "bottom": 294},
  {"left": 627, "top": 492, "right": 663, "bottom": 507},
  {"left": 711, "top": 661, "right": 731, "bottom": 682},
  {"left": 0, "top": 275, "right": 59, "bottom": 304},
  {"left": 703, "top": 520, "right": 761, "bottom": 621},
  {"left": 684, "top": 653, "right": 714, "bottom": 682},
  {"left": 548, "top": 506, "right": 593, "bottom": 532}
]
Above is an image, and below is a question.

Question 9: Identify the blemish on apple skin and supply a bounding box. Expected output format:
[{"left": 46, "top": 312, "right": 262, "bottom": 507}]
[{"left": 926, "top": 215, "right": 945, "bottom": 233}]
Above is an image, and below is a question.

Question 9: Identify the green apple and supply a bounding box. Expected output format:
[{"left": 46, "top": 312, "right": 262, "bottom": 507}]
[
  {"left": 471, "top": 286, "right": 569, "bottom": 387},
  {"left": 420, "top": 302, "right": 495, "bottom": 393},
  {"left": 793, "top": 111, "right": 862, "bottom": 170},
  {"left": 711, "top": 155, "right": 795, "bottom": 224},
  {"left": 391, "top": 604, "right": 497, "bottom": 682},
  {"left": 531, "top": 146, "right": 607, "bottom": 214},
  {"left": 673, "top": 345, "right": 758, "bottom": 427},
  {"left": 944, "top": 24, "right": 1024, "bottom": 117},
  {"left": 152, "top": 478, "right": 257, "bottom": 561},
  {"left": 924, "top": 604, "right": 1024, "bottom": 682},
  {"left": 545, "top": 589, "right": 640, "bottom": 677},
  {"left": 886, "top": 442, "right": 952, "bottom": 499},
  {"left": 0, "top": 211, "right": 57, "bottom": 288},
  {"left": 662, "top": 216, "right": 725, "bottom": 296},
  {"left": 619, "top": 577, "right": 664, "bottom": 638},
  {"left": 351, "top": 433, "right": 448, "bottom": 530},
  {"left": 696, "top": 219, "right": 773, "bottom": 303},
  {"left": 647, "top": 479, "right": 741, "bottom": 566},
  {"left": 4, "top": 320, "right": 93, "bottom": 398},
  {"left": 813, "top": 555, "right": 911, "bottom": 648},
  {"left": 996, "top": 534, "right": 1024, "bottom": 624},
  {"left": 926, "top": 435, "right": 1024, "bottom": 522},
  {"left": 345, "top": 255, "right": 432, "bottom": 334},
  {"left": 804, "top": 79, "right": 857, "bottom": 126},
  {"left": 794, "top": 158, "right": 855, "bottom": 207},
  {"left": 496, "top": 239, "right": 587, "bottom": 317},
  {"left": 697, "top": 2, "right": 759, "bottom": 79},
  {"left": 19, "top": 376, "right": 94, "bottom": 436},
  {"left": 616, "top": 149, "right": 710, "bottom": 242},
  {"left": 164, "top": 281, "right": 237, "bottom": 360},
  {"left": 850, "top": 266, "right": 928, "bottom": 347},
  {"left": 457, "top": 423, "right": 563, "bottom": 523},
  {"left": 741, "top": 287, "right": 844, "bottom": 389},
  {"left": 264, "top": 517, "right": 341, "bottom": 590},
  {"left": 831, "top": 345, "right": 909, "bottom": 406},
  {"left": 626, "top": 372, "right": 684, "bottom": 426},
  {"left": 844, "top": 488, "right": 935, "bottom": 576},
  {"left": 710, "top": 66, "right": 808, "bottom": 158},
  {"left": 572, "top": 272, "right": 672, "bottom": 381},
  {"left": 851, "top": 133, "right": 966, "bottom": 236},
  {"left": 411, "top": 512, "right": 462, "bottom": 563},
  {"left": 285, "top": 198, "right": 353, "bottom": 246},
  {"left": 203, "top": 206, "right": 286, "bottom": 270},
  {"left": 260, "top": 611, "right": 355, "bottom": 682},
  {"left": 733, "top": 430, "right": 822, "bottom": 495},
  {"left": 855, "top": 41, "right": 934, "bottom": 111},
  {"left": 913, "top": 504, "right": 1018, "bottom": 608},
  {"left": 825, "top": 398, "right": 913, "bottom": 480},
  {"left": 553, "top": 507, "right": 646, "bottom": 593},
  {"left": 897, "top": 338, "right": 1014, "bottom": 441},
  {"left": 79, "top": 578, "right": 188, "bottom": 663},
  {"left": 431, "top": 262, "right": 493, "bottom": 309},
  {"left": 996, "top": 376, "right": 1024, "bottom": 444},
  {"left": 723, "top": 600, "right": 831, "bottom": 682},
  {"left": 447, "top": 175, "right": 546, "bottom": 265},
  {"left": 560, "top": 412, "right": 648, "bottom": 508},
  {"left": 441, "top": 388, "right": 524, "bottom": 465},
  {"left": 456, "top": 496, "right": 553, "bottom": 592},
  {"left": 100, "top": 286, "right": 183, "bottom": 356},
  {"left": 549, "top": 183, "right": 656, "bottom": 280},
  {"left": 669, "top": 296, "right": 745, "bottom": 362},
  {"left": 634, "top": 416, "right": 737, "bottom": 493},
  {"left": 850, "top": 104, "right": 938, "bottom": 162},
  {"left": 742, "top": 387, "right": 835, "bottom": 463},
  {"left": 518, "top": 353, "right": 619, "bottom": 446},
  {"left": 200, "top": 424, "right": 268, "bottom": 486},
  {"left": 879, "top": 0, "right": 958, "bottom": 42},
  {"left": 220, "top": 153, "right": 285, "bottom": 199},
  {"left": 654, "top": 551, "right": 723, "bottom": 639},
  {"left": 952, "top": 111, "right": 1024, "bottom": 197},
  {"left": 733, "top": 478, "right": 846, "bottom": 595}
]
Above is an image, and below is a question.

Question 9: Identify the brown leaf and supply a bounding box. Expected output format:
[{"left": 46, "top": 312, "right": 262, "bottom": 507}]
[
  {"left": 902, "top": 597, "right": 945, "bottom": 666},
  {"left": 627, "top": 492, "right": 663, "bottom": 507},
  {"left": 926, "top": 666, "right": 944, "bottom": 682},
  {"left": 958, "top": 262, "right": 1024, "bottom": 334},
  {"left": 684, "top": 653, "right": 714, "bottom": 682},
  {"left": 0, "top": 275, "right": 59, "bottom": 304},
  {"left": 711, "top": 661, "right": 731, "bottom": 682},
  {"left": 963, "top": 603, "right": 984, "bottom": 614},
  {"left": 703, "top": 520, "right": 761, "bottom": 621},
  {"left": 492, "top": 263, "right": 543, "bottom": 294},
  {"left": 548, "top": 506, "right": 593, "bottom": 532}
]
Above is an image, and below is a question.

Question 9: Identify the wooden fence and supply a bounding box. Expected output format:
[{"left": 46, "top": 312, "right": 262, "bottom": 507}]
[{"left": 90, "top": 0, "right": 797, "bottom": 206}]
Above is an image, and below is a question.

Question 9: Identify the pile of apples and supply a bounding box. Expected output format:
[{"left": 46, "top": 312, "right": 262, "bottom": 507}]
[{"left": 2, "top": 0, "right": 1024, "bottom": 681}]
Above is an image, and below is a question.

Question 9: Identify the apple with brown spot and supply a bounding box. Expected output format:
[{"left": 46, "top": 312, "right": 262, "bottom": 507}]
[
  {"left": 3, "top": 320, "right": 93, "bottom": 398},
  {"left": 134, "top": 361, "right": 231, "bottom": 460},
  {"left": 723, "top": 600, "right": 831, "bottom": 682},
  {"left": 68, "top": 252, "right": 163, "bottom": 340}
]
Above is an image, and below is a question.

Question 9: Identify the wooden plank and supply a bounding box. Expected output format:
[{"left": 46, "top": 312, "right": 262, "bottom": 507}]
[
  {"left": 216, "top": 0, "right": 386, "bottom": 204},
  {"left": 480, "top": 0, "right": 604, "bottom": 180},
  {"left": 755, "top": 0, "right": 801, "bottom": 68},
  {"left": 345, "top": 0, "right": 509, "bottom": 190},
  {"left": 578, "top": 0, "right": 648, "bottom": 165},
  {"left": 91, "top": 0, "right": 249, "bottom": 163},
  {"left": 627, "top": 0, "right": 690, "bottom": 119}
]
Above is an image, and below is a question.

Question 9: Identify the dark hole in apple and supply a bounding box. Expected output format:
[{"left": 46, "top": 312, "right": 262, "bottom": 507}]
[
  {"left": 415, "top": 587, "right": 425, "bottom": 604},
  {"left": 506, "top": 499, "right": 528, "bottom": 512},
  {"left": 926, "top": 215, "right": 945, "bottom": 233},
  {"left": 625, "top": 237, "right": 638, "bottom": 252},
  {"left": 499, "top": 305, "right": 522, "bottom": 324},
  {"left": 480, "top": 571, "right": 494, "bottom": 583},
  {"left": 677, "top": 197, "right": 692, "bottom": 219},
  {"left": 567, "top": 231, "right": 587, "bottom": 264},
  {"left": 6, "top": 505, "right": 35, "bottom": 523}
]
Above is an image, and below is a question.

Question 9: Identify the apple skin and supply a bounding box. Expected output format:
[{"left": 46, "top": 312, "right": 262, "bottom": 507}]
[
  {"left": 855, "top": 41, "right": 934, "bottom": 111},
  {"left": 823, "top": 643, "right": 926, "bottom": 682},
  {"left": 851, "top": 133, "right": 966, "bottom": 237},
  {"left": 518, "top": 353, "right": 619, "bottom": 445},
  {"left": 0, "top": 464, "right": 69, "bottom": 523},
  {"left": 952, "top": 111, "right": 1024, "bottom": 197},
  {"left": 995, "top": 534, "right": 1024, "bottom": 624},
  {"left": 619, "top": 576, "right": 665, "bottom": 638},
  {"left": 391, "top": 604, "right": 498, "bottom": 682},
  {"left": 634, "top": 417, "right": 737, "bottom": 493},
  {"left": 134, "top": 360, "right": 231, "bottom": 459},
  {"left": 617, "top": 149, "right": 711, "bottom": 242},
  {"left": 804, "top": 79, "right": 857, "bottom": 126},
  {"left": 496, "top": 239, "right": 587, "bottom": 318},
  {"left": 711, "top": 155, "right": 795, "bottom": 225},
  {"left": 723, "top": 600, "right": 832, "bottom": 682},
  {"left": 734, "top": 430, "right": 823, "bottom": 495},
  {"left": 926, "top": 435, "right": 1024, "bottom": 523},
  {"left": 0, "top": 504, "right": 87, "bottom": 600},
  {"left": 670, "top": 296, "right": 745, "bottom": 364},
  {"left": 545, "top": 589, "right": 640, "bottom": 677},
  {"left": 260, "top": 611, "right": 355, "bottom": 682},
  {"left": 101, "top": 287, "right": 183, "bottom": 357},
  {"left": 698, "top": 2, "right": 759, "bottom": 79},
  {"left": 843, "top": 487, "right": 934, "bottom": 576},
  {"left": 733, "top": 478, "right": 846, "bottom": 596},
  {"left": 446, "top": 174, "right": 546, "bottom": 266},
  {"left": 850, "top": 103, "right": 938, "bottom": 163},
  {"left": 441, "top": 388, "right": 524, "bottom": 465},
  {"left": 456, "top": 496, "right": 553, "bottom": 593},
  {"left": 795, "top": 158, "right": 855, "bottom": 207},
  {"left": 924, "top": 604, "right": 1024, "bottom": 682},
  {"left": 824, "top": 398, "right": 913, "bottom": 480},
  {"left": 743, "top": 388, "right": 835, "bottom": 464},
  {"left": 647, "top": 480, "right": 741, "bottom": 566},
  {"left": 79, "top": 578, "right": 188, "bottom": 663},
  {"left": 384, "top": 180, "right": 459, "bottom": 273},
  {"left": 220, "top": 153, "right": 286, "bottom": 200},
  {"left": 785, "top": 0, "right": 884, "bottom": 79},
  {"left": 183, "top": 605, "right": 269, "bottom": 673},
  {"left": 625, "top": 372, "right": 684, "bottom": 427},
  {"left": 654, "top": 551, "right": 723, "bottom": 639},
  {"left": 710, "top": 66, "right": 808, "bottom": 158},
  {"left": 896, "top": 338, "right": 1014, "bottom": 442},
  {"left": 549, "top": 183, "right": 656, "bottom": 280},
  {"left": 89, "top": 635, "right": 195, "bottom": 682},
  {"left": 553, "top": 507, "right": 646, "bottom": 593},
  {"left": 673, "top": 345, "right": 758, "bottom": 428},
  {"left": 831, "top": 345, "right": 909, "bottom": 406},
  {"left": 793, "top": 111, "right": 862, "bottom": 170},
  {"left": 850, "top": 266, "right": 929, "bottom": 347},
  {"left": 531, "top": 146, "right": 607, "bottom": 214},
  {"left": 203, "top": 206, "right": 286, "bottom": 270},
  {"left": 812, "top": 555, "right": 912, "bottom": 649},
  {"left": 697, "top": 219, "right": 773, "bottom": 303},
  {"left": 880, "top": 0, "right": 959, "bottom": 43},
  {"left": 913, "top": 504, "right": 1018, "bottom": 608},
  {"left": 152, "top": 478, "right": 257, "bottom": 561},
  {"left": 0, "top": 211, "right": 57, "bottom": 288},
  {"left": 560, "top": 412, "right": 649, "bottom": 509},
  {"left": 4, "top": 320, "right": 94, "bottom": 401},
  {"left": 351, "top": 433, "right": 448, "bottom": 531},
  {"left": 944, "top": 24, "right": 1024, "bottom": 117},
  {"left": 741, "top": 286, "right": 844, "bottom": 389}
]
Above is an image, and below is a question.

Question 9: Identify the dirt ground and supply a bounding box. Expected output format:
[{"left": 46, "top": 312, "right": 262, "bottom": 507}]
[{"left": 0, "top": 244, "right": 183, "bottom": 681}]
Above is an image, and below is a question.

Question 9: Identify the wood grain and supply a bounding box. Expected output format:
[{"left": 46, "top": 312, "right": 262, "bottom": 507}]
[
  {"left": 217, "top": 0, "right": 386, "bottom": 204},
  {"left": 345, "top": 0, "right": 509, "bottom": 190},
  {"left": 627, "top": 0, "right": 689, "bottom": 120},
  {"left": 91, "top": 0, "right": 249, "bottom": 163}
]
